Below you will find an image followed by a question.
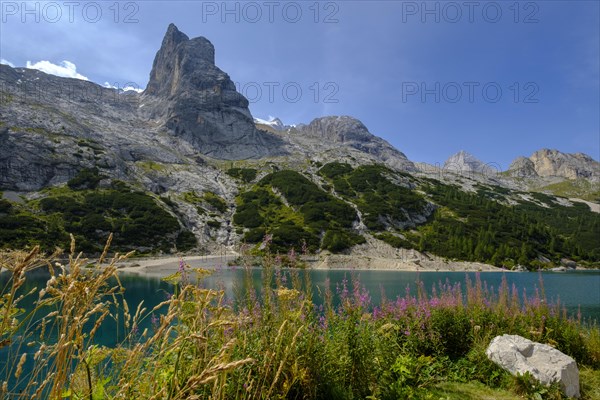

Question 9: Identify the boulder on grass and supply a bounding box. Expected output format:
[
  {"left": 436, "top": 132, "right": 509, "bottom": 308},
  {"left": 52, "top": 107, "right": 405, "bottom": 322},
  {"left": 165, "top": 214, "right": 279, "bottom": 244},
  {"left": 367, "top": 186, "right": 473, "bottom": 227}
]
[{"left": 486, "top": 334, "right": 580, "bottom": 398}]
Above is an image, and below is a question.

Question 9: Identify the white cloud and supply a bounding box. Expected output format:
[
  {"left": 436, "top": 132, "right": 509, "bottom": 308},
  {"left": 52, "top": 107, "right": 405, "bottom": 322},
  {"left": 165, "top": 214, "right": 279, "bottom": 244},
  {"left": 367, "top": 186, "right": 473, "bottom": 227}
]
[
  {"left": 123, "top": 85, "right": 144, "bottom": 93},
  {"left": 103, "top": 81, "right": 144, "bottom": 93},
  {"left": 0, "top": 59, "right": 15, "bottom": 67},
  {"left": 25, "top": 60, "right": 88, "bottom": 81}
]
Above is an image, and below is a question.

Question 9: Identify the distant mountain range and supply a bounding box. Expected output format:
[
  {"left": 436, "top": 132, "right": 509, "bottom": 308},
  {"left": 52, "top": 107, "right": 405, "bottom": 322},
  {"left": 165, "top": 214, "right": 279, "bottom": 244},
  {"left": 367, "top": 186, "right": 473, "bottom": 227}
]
[{"left": 1, "top": 24, "right": 598, "bottom": 268}]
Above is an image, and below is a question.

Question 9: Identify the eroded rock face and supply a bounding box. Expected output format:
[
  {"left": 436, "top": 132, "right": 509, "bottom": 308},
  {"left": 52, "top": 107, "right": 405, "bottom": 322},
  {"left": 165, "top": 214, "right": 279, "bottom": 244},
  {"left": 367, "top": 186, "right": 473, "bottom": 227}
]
[
  {"left": 293, "top": 116, "right": 416, "bottom": 171},
  {"left": 509, "top": 149, "right": 600, "bottom": 181},
  {"left": 486, "top": 334, "right": 580, "bottom": 398},
  {"left": 143, "top": 24, "right": 287, "bottom": 160},
  {"left": 507, "top": 156, "right": 538, "bottom": 178},
  {"left": 443, "top": 150, "right": 499, "bottom": 177},
  {"left": 531, "top": 149, "right": 599, "bottom": 180}
]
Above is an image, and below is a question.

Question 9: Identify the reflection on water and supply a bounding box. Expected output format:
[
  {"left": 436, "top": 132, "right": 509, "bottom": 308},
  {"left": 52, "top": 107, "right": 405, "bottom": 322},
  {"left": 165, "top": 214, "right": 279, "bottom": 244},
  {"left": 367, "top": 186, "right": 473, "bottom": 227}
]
[
  {"left": 4, "top": 268, "right": 599, "bottom": 343},
  {"left": 200, "top": 268, "right": 600, "bottom": 323}
]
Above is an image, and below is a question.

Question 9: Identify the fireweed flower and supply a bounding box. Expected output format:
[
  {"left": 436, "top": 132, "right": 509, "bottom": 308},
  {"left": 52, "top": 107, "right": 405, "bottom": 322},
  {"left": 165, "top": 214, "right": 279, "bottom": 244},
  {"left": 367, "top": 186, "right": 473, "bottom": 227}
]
[
  {"left": 318, "top": 315, "right": 327, "bottom": 330},
  {"left": 178, "top": 258, "right": 189, "bottom": 286},
  {"left": 288, "top": 248, "right": 296, "bottom": 263},
  {"left": 301, "top": 239, "right": 308, "bottom": 255},
  {"left": 150, "top": 313, "right": 159, "bottom": 329}
]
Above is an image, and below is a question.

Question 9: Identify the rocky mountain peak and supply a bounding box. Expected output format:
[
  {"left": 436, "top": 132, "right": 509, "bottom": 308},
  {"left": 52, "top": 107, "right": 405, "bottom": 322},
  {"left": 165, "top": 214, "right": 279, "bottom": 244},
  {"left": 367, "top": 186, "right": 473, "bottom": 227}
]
[
  {"left": 444, "top": 150, "right": 487, "bottom": 173},
  {"left": 142, "top": 24, "right": 286, "bottom": 160},
  {"left": 254, "top": 117, "right": 288, "bottom": 131},
  {"left": 507, "top": 156, "right": 537, "bottom": 177},
  {"left": 296, "top": 116, "right": 365, "bottom": 141},
  {"left": 164, "top": 23, "right": 191, "bottom": 50},
  {"left": 291, "top": 116, "right": 416, "bottom": 171},
  {"left": 145, "top": 24, "right": 216, "bottom": 98},
  {"left": 509, "top": 149, "right": 600, "bottom": 180}
]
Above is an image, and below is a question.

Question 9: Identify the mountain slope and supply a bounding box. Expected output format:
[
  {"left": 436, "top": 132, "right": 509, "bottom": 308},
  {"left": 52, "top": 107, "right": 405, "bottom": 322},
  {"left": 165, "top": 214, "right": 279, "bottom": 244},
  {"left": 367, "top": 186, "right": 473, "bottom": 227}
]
[
  {"left": 278, "top": 116, "right": 417, "bottom": 171},
  {"left": 1, "top": 23, "right": 598, "bottom": 268}
]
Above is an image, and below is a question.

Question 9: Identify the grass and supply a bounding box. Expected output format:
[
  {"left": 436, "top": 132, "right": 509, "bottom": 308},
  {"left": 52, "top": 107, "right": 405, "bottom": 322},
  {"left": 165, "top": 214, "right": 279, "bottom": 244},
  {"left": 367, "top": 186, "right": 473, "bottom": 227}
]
[
  {"left": 137, "top": 161, "right": 167, "bottom": 172},
  {"left": 1, "top": 238, "right": 599, "bottom": 399},
  {"left": 429, "top": 381, "right": 521, "bottom": 399},
  {"left": 538, "top": 180, "right": 600, "bottom": 203},
  {"left": 581, "top": 367, "right": 600, "bottom": 399}
]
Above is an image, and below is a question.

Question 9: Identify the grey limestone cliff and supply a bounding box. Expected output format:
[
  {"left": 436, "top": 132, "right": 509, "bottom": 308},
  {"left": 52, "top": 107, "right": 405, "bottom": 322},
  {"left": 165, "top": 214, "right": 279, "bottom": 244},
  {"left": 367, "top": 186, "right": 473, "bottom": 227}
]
[{"left": 142, "top": 23, "right": 287, "bottom": 160}]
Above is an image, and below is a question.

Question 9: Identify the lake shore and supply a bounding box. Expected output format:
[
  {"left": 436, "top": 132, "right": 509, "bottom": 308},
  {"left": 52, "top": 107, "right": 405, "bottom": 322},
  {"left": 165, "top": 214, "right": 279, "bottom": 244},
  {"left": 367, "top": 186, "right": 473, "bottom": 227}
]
[{"left": 113, "top": 252, "right": 509, "bottom": 277}]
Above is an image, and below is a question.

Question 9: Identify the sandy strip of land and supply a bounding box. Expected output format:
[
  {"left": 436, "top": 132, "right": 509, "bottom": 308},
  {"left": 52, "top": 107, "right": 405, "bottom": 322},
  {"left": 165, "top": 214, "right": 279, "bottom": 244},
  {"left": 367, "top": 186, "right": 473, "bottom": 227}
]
[
  {"left": 309, "top": 254, "right": 507, "bottom": 272},
  {"left": 113, "top": 253, "right": 507, "bottom": 278},
  {"left": 115, "top": 254, "right": 239, "bottom": 277}
]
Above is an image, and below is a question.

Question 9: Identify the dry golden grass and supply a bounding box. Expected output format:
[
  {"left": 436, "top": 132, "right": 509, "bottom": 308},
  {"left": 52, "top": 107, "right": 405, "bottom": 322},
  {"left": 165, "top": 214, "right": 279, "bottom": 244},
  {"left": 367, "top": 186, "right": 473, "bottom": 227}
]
[
  {"left": 1, "top": 236, "right": 257, "bottom": 399},
  {"left": 1, "top": 238, "right": 599, "bottom": 399}
]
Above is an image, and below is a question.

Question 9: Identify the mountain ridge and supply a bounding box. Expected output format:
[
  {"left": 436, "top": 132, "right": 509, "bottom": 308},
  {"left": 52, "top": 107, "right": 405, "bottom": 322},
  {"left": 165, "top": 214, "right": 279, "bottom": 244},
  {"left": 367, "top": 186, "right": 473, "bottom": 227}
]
[{"left": 1, "top": 24, "right": 598, "bottom": 268}]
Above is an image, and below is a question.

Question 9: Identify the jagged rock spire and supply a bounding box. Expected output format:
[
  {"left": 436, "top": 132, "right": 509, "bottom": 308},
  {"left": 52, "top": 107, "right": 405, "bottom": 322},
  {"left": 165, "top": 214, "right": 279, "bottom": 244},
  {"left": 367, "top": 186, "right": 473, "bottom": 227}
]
[
  {"left": 145, "top": 23, "right": 215, "bottom": 97},
  {"left": 143, "top": 24, "right": 287, "bottom": 160}
]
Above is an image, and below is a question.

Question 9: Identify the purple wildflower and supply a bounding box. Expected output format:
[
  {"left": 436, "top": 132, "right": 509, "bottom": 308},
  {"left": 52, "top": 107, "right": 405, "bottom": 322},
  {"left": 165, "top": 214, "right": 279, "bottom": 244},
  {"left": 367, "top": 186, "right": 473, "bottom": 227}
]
[
  {"left": 288, "top": 248, "right": 296, "bottom": 263},
  {"left": 151, "top": 313, "right": 159, "bottom": 329},
  {"left": 179, "top": 258, "right": 189, "bottom": 286}
]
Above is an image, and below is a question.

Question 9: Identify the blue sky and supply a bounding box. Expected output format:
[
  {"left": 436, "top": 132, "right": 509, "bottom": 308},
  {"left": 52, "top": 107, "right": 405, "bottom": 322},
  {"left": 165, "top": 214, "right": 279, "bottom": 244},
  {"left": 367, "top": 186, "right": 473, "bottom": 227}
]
[{"left": 1, "top": 0, "right": 598, "bottom": 168}]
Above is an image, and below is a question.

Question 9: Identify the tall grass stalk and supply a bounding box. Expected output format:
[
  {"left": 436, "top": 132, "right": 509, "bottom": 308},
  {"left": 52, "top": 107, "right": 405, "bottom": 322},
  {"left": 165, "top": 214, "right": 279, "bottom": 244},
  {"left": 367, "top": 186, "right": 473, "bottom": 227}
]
[{"left": 1, "top": 239, "right": 598, "bottom": 399}]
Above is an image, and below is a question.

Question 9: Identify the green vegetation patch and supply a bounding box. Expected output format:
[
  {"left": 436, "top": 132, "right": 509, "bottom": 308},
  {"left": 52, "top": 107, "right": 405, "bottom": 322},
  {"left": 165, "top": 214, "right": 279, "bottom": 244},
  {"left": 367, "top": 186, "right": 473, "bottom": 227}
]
[
  {"left": 0, "top": 182, "right": 194, "bottom": 253},
  {"left": 203, "top": 192, "right": 228, "bottom": 213},
  {"left": 539, "top": 179, "right": 600, "bottom": 202},
  {"left": 322, "top": 229, "right": 366, "bottom": 252},
  {"left": 137, "top": 161, "right": 167, "bottom": 172},
  {"left": 67, "top": 167, "right": 104, "bottom": 190},
  {"left": 226, "top": 167, "right": 257, "bottom": 183},
  {"left": 374, "top": 232, "right": 412, "bottom": 249},
  {"left": 181, "top": 191, "right": 228, "bottom": 214},
  {"left": 319, "top": 163, "right": 428, "bottom": 231},
  {"left": 233, "top": 170, "right": 362, "bottom": 253},
  {"left": 411, "top": 182, "right": 600, "bottom": 267}
]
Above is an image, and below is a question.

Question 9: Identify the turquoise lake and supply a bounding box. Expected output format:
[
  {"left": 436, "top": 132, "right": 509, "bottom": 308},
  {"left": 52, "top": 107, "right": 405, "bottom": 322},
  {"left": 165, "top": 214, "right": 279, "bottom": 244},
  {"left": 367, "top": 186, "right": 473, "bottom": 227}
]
[
  {"left": 1, "top": 268, "right": 599, "bottom": 394},
  {"left": 4, "top": 268, "right": 600, "bottom": 348}
]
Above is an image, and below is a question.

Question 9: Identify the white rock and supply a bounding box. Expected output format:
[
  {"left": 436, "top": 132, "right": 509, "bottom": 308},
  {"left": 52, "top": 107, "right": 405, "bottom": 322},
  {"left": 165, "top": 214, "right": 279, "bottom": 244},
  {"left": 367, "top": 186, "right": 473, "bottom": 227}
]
[{"left": 486, "top": 334, "right": 580, "bottom": 398}]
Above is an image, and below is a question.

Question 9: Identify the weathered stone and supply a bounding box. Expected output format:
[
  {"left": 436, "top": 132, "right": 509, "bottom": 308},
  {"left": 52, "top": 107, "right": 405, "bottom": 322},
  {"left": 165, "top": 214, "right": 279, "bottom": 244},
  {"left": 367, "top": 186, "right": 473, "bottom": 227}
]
[
  {"left": 509, "top": 149, "right": 600, "bottom": 181},
  {"left": 560, "top": 258, "right": 577, "bottom": 269},
  {"left": 142, "top": 23, "right": 287, "bottom": 160},
  {"left": 444, "top": 150, "right": 499, "bottom": 177},
  {"left": 290, "top": 116, "right": 416, "bottom": 171},
  {"left": 486, "top": 334, "right": 580, "bottom": 398},
  {"left": 507, "top": 156, "right": 538, "bottom": 178}
]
